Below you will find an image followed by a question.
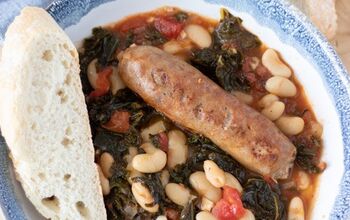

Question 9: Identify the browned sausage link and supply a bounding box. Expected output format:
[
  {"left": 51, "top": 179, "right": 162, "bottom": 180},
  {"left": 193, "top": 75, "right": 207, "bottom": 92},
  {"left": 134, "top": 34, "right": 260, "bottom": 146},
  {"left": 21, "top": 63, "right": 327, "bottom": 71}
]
[{"left": 118, "top": 46, "right": 296, "bottom": 179}]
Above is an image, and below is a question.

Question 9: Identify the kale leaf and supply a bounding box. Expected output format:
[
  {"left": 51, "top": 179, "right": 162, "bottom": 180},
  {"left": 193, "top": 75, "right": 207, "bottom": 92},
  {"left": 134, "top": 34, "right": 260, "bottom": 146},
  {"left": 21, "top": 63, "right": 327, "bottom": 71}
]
[
  {"left": 79, "top": 27, "right": 120, "bottom": 94},
  {"left": 242, "top": 178, "right": 287, "bottom": 220},
  {"left": 294, "top": 137, "right": 322, "bottom": 174},
  {"left": 214, "top": 8, "right": 261, "bottom": 50}
]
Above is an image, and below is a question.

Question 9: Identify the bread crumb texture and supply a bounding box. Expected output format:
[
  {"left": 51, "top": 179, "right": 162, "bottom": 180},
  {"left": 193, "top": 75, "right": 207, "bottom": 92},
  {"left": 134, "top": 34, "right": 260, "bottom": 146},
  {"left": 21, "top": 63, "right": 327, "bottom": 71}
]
[{"left": 0, "top": 7, "right": 106, "bottom": 220}]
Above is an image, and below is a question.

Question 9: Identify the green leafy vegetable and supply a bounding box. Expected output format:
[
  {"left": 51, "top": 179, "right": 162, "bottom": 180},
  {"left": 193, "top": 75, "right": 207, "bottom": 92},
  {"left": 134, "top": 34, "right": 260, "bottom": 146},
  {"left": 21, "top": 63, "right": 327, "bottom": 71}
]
[
  {"left": 180, "top": 198, "right": 197, "bottom": 220},
  {"left": 294, "top": 136, "right": 322, "bottom": 173},
  {"left": 174, "top": 11, "right": 189, "bottom": 22},
  {"left": 79, "top": 27, "right": 120, "bottom": 94},
  {"left": 214, "top": 8, "right": 261, "bottom": 50},
  {"left": 242, "top": 178, "right": 287, "bottom": 220},
  {"left": 143, "top": 26, "right": 167, "bottom": 46}
]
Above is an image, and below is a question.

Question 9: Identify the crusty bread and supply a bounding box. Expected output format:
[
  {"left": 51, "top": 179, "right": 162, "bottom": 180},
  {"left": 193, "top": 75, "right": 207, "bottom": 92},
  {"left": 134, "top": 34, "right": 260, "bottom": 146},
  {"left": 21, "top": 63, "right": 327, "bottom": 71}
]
[{"left": 0, "top": 7, "right": 106, "bottom": 220}]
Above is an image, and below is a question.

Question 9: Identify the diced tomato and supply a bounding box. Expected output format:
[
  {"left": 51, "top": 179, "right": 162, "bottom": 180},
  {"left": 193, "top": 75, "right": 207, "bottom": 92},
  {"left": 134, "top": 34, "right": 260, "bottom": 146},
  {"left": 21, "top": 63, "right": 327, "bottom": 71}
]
[
  {"left": 212, "top": 199, "right": 236, "bottom": 220},
  {"left": 158, "top": 132, "right": 169, "bottom": 152},
  {"left": 154, "top": 16, "right": 184, "bottom": 39},
  {"left": 102, "top": 110, "right": 130, "bottom": 133},
  {"left": 89, "top": 67, "right": 113, "bottom": 98},
  {"left": 222, "top": 186, "right": 241, "bottom": 204},
  {"left": 212, "top": 186, "right": 246, "bottom": 220}
]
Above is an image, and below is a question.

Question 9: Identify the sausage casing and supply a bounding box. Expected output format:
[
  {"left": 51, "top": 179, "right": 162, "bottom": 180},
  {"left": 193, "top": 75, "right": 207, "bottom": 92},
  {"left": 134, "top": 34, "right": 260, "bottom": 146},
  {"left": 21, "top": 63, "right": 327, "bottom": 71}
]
[{"left": 118, "top": 46, "right": 296, "bottom": 179}]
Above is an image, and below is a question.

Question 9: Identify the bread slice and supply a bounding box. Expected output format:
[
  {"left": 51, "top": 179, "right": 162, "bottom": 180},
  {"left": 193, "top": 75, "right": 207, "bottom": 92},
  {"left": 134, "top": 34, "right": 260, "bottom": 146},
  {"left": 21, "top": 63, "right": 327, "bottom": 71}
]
[{"left": 0, "top": 7, "right": 106, "bottom": 220}]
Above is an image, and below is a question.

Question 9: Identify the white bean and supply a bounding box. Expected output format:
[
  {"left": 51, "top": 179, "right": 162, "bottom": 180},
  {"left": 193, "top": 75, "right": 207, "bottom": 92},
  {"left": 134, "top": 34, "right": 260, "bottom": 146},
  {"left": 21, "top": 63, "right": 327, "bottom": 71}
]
[
  {"left": 99, "top": 152, "right": 114, "bottom": 178},
  {"left": 96, "top": 164, "right": 110, "bottom": 195},
  {"left": 196, "top": 211, "right": 217, "bottom": 220},
  {"left": 203, "top": 160, "right": 226, "bottom": 188},
  {"left": 156, "top": 216, "right": 168, "bottom": 220},
  {"left": 189, "top": 171, "right": 222, "bottom": 202},
  {"left": 167, "top": 130, "right": 189, "bottom": 169},
  {"left": 262, "top": 49, "right": 292, "bottom": 77},
  {"left": 265, "top": 76, "right": 297, "bottom": 97},
  {"left": 165, "top": 183, "right": 191, "bottom": 206},
  {"left": 232, "top": 91, "right": 253, "bottom": 105},
  {"left": 261, "top": 101, "right": 285, "bottom": 121},
  {"left": 224, "top": 172, "right": 243, "bottom": 193},
  {"left": 132, "top": 148, "right": 167, "bottom": 173},
  {"left": 275, "top": 116, "right": 305, "bottom": 135},
  {"left": 295, "top": 171, "right": 310, "bottom": 190},
  {"left": 163, "top": 40, "right": 183, "bottom": 54},
  {"left": 240, "top": 209, "right": 255, "bottom": 220},
  {"left": 160, "top": 170, "right": 170, "bottom": 187},
  {"left": 185, "top": 24, "right": 212, "bottom": 48},
  {"left": 288, "top": 197, "right": 305, "bottom": 220},
  {"left": 87, "top": 59, "right": 98, "bottom": 89},
  {"left": 258, "top": 94, "right": 279, "bottom": 108},
  {"left": 132, "top": 182, "right": 159, "bottom": 213},
  {"left": 141, "top": 120, "right": 167, "bottom": 142},
  {"left": 200, "top": 197, "right": 214, "bottom": 212},
  {"left": 109, "top": 67, "right": 126, "bottom": 95},
  {"left": 249, "top": 57, "right": 260, "bottom": 71}
]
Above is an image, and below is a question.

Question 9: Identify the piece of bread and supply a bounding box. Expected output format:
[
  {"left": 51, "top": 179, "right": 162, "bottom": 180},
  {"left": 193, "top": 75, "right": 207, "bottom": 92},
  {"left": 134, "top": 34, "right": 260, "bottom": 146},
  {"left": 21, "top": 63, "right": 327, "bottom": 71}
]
[
  {"left": 305, "top": 0, "right": 338, "bottom": 40},
  {"left": 0, "top": 7, "right": 106, "bottom": 220}
]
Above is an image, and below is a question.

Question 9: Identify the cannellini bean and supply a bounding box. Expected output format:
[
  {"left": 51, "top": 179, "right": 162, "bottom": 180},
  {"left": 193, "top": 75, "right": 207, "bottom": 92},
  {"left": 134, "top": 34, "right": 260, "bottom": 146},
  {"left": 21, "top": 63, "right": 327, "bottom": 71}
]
[
  {"left": 96, "top": 164, "right": 110, "bottom": 195},
  {"left": 288, "top": 197, "right": 305, "bottom": 220},
  {"left": 156, "top": 216, "right": 168, "bottom": 220},
  {"left": 125, "top": 147, "right": 138, "bottom": 164},
  {"left": 132, "top": 182, "right": 159, "bottom": 213},
  {"left": 99, "top": 152, "right": 114, "bottom": 178},
  {"left": 262, "top": 49, "right": 292, "bottom": 78},
  {"left": 295, "top": 171, "right": 310, "bottom": 190},
  {"left": 200, "top": 197, "right": 215, "bottom": 212},
  {"left": 240, "top": 209, "right": 255, "bottom": 220},
  {"left": 275, "top": 116, "right": 305, "bottom": 135},
  {"left": 184, "top": 24, "right": 212, "bottom": 48},
  {"left": 163, "top": 41, "right": 183, "bottom": 54},
  {"left": 265, "top": 76, "right": 297, "bottom": 97},
  {"left": 261, "top": 101, "right": 285, "bottom": 121},
  {"left": 189, "top": 171, "right": 222, "bottom": 202},
  {"left": 249, "top": 57, "right": 260, "bottom": 71},
  {"left": 141, "top": 142, "right": 158, "bottom": 154},
  {"left": 132, "top": 148, "right": 167, "bottom": 173},
  {"left": 232, "top": 91, "right": 253, "bottom": 105},
  {"left": 141, "top": 120, "right": 167, "bottom": 142},
  {"left": 167, "top": 130, "right": 189, "bottom": 169},
  {"left": 258, "top": 94, "right": 279, "bottom": 108},
  {"left": 109, "top": 67, "right": 126, "bottom": 95},
  {"left": 165, "top": 183, "right": 191, "bottom": 206},
  {"left": 224, "top": 172, "right": 243, "bottom": 193},
  {"left": 160, "top": 170, "right": 170, "bottom": 187},
  {"left": 203, "top": 160, "right": 226, "bottom": 188},
  {"left": 87, "top": 59, "right": 98, "bottom": 89},
  {"left": 196, "top": 211, "right": 217, "bottom": 220}
]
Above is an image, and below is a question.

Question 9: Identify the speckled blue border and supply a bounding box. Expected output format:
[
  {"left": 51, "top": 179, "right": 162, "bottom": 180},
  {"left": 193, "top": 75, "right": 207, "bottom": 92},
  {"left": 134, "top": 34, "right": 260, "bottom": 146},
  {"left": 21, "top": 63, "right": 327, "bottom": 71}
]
[{"left": 0, "top": 0, "right": 349, "bottom": 219}]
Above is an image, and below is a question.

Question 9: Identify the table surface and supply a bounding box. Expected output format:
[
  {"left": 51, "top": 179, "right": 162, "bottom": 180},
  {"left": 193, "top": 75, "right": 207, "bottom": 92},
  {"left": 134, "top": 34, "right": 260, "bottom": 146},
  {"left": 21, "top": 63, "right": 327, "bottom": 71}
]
[{"left": 0, "top": 0, "right": 349, "bottom": 219}]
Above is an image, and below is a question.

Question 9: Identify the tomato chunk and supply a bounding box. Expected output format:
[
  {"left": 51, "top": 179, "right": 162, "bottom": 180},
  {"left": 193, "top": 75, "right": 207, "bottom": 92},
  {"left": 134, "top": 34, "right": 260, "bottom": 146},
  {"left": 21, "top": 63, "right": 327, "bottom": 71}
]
[
  {"left": 154, "top": 16, "right": 184, "bottom": 39},
  {"left": 212, "top": 186, "right": 246, "bottom": 220},
  {"left": 89, "top": 66, "right": 113, "bottom": 98},
  {"left": 102, "top": 110, "right": 130, "bottom": 133}
]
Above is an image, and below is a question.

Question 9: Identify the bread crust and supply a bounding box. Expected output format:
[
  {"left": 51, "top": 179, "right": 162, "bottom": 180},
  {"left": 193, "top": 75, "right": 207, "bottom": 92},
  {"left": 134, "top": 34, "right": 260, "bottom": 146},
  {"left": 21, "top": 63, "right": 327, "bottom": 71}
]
[{"left": 0, "top": 7, "right": 106, "bottom": 220}]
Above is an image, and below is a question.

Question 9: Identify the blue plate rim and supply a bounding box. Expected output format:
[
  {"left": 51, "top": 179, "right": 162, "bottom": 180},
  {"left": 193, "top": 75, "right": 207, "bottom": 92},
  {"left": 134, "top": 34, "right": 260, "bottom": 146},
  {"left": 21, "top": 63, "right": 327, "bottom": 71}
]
[{"left": 0, "top": 0, "right": 349, "bottom": 219}]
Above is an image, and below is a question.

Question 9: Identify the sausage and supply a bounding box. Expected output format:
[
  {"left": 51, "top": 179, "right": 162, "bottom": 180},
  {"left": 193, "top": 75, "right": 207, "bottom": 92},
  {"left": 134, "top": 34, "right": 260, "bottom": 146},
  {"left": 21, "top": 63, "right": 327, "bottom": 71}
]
[{"left": 118, "top": 46, "right": 296, "bottom": 179}]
